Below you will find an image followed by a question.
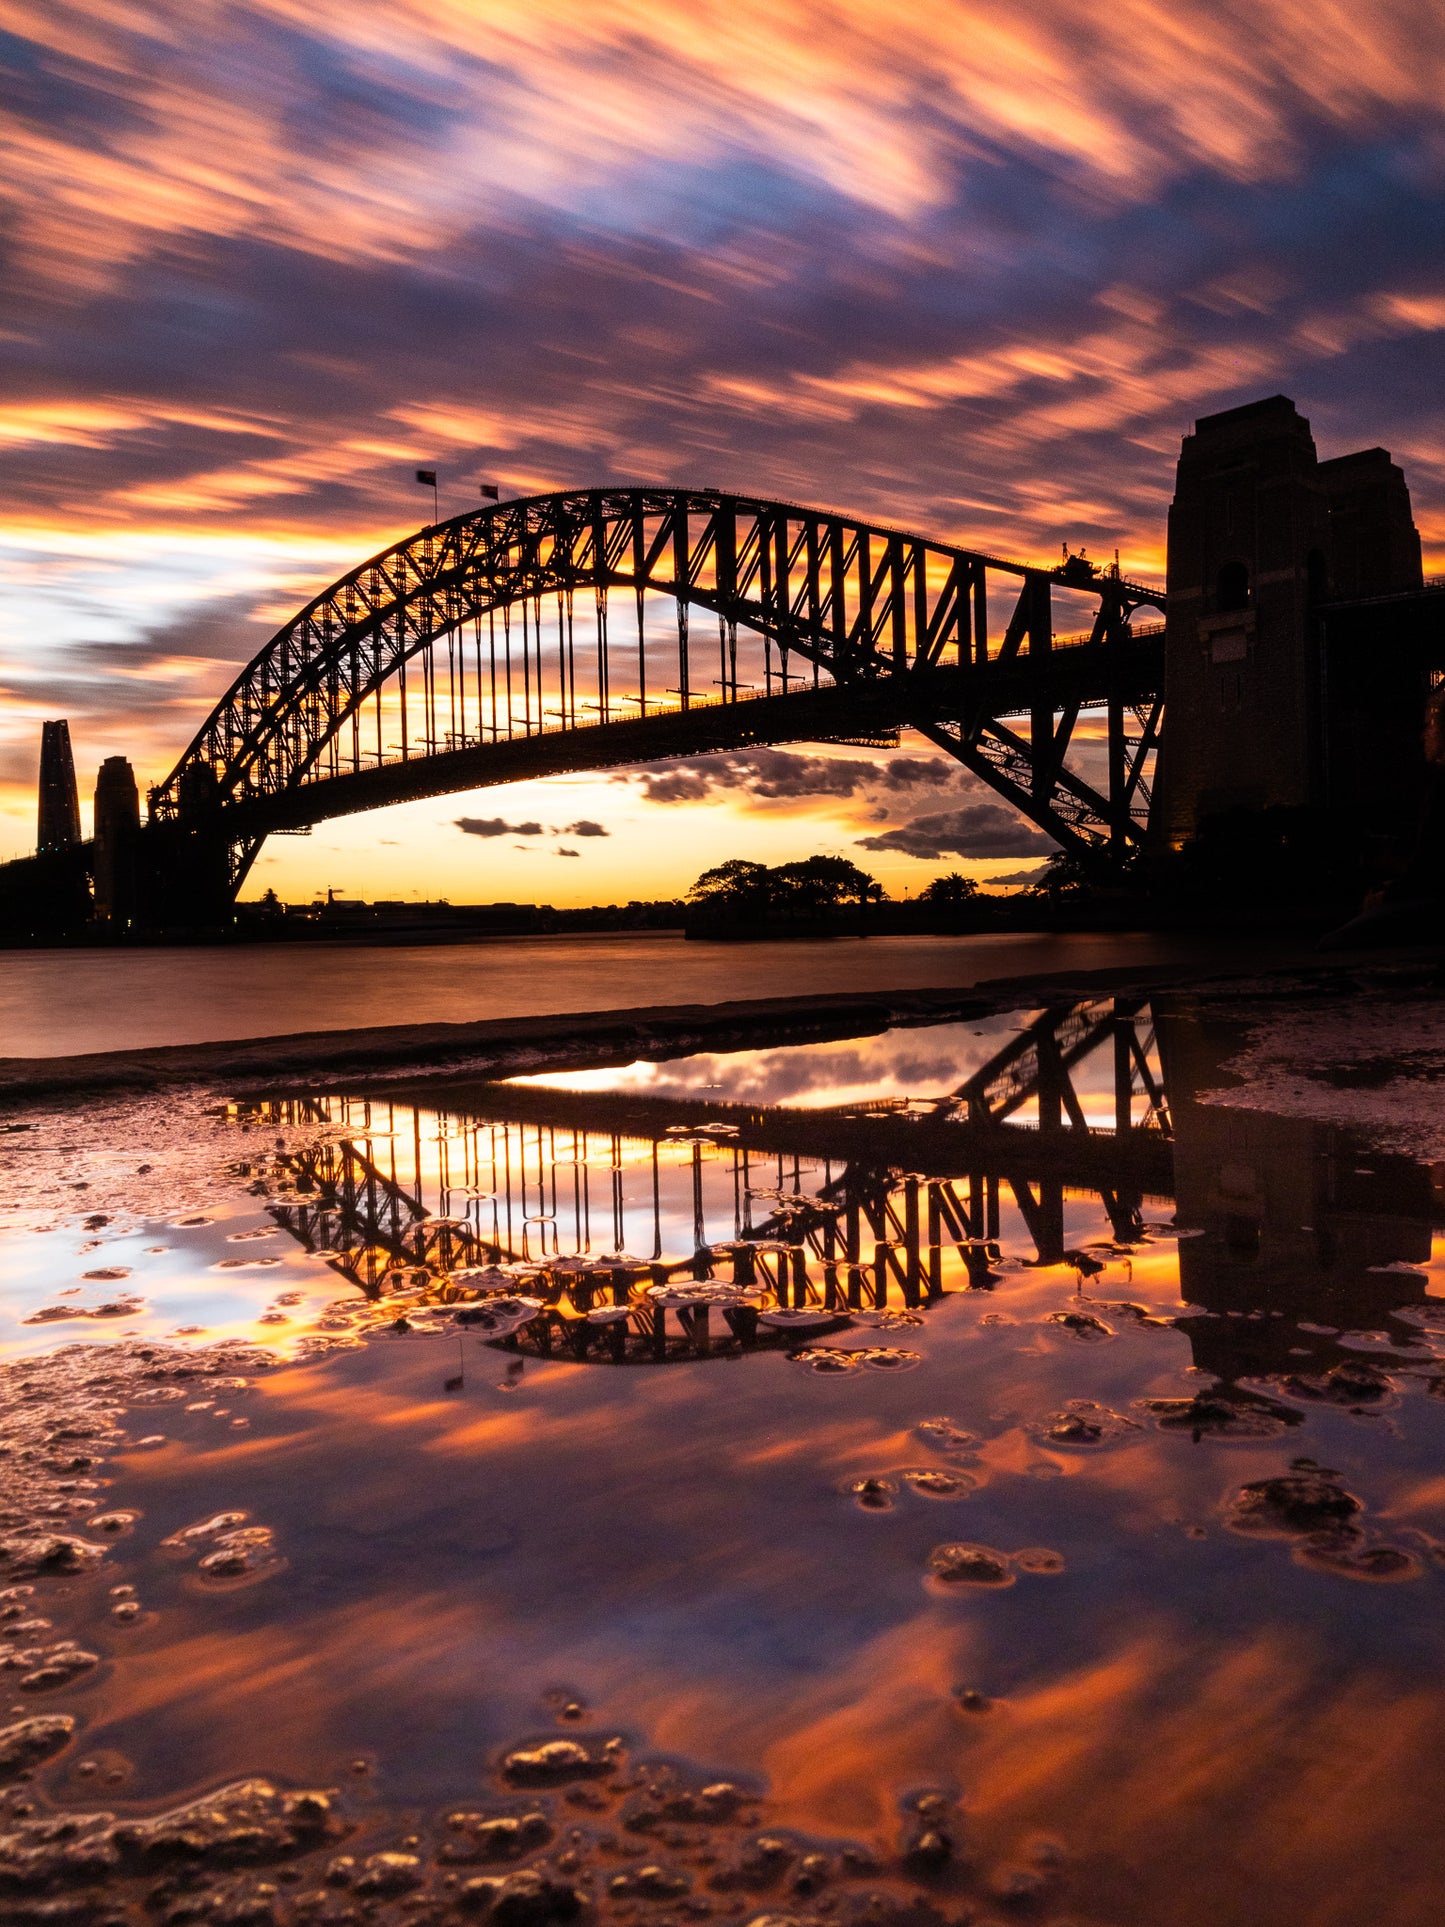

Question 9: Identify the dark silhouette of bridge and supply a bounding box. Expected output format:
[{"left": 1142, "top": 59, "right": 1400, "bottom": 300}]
[
  {"left": 136, "top": 488, "right": 1163, "bottom": 918},
  {"left": 6, "top": 394, "right": 1443, "bottom": 933}
]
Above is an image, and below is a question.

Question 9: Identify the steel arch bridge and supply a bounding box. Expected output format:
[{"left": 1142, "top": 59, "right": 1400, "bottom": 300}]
[{"left": 145, "top": 487, "right": 1166, "bottom": 909}]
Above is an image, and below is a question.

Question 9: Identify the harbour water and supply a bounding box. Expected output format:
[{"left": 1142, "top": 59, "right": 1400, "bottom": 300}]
[
  {"left": 3, "top": 983, "right": 1444, "bottom": 1925},
  {"left": 0, "top": 929, "right": 1282, "bottom": 1058}
]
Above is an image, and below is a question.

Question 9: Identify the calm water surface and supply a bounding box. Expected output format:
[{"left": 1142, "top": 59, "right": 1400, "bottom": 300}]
[
  {"left": 0, "top": 928, "right": 1288, "bottom": 1056},
  {"left": 2, "top": 998, "right": 1443, "bottom": 1926}
]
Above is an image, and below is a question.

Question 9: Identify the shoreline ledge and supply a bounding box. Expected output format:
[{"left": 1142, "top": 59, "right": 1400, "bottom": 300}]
[{"left": 1, "top": 953, "right": 1438, "bottom": 1105}]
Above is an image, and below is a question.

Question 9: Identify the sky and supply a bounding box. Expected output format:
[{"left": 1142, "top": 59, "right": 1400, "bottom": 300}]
[{"left": 2, "top": 0, "right": 1444, "bottom": 903}]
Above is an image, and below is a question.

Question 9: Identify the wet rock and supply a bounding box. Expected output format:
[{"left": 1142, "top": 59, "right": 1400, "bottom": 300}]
[
  {"left": 0, "top": 1715, "right": 75, "bottom": 1780},
  {"left": 610, "top": 1862, "right": 691, "bottom": 1898},
  {"left": 903, "top": 1832, "right": 951, "bottom": 1873},
  {"left": 914, "top": 1420, "right": 978, "bottom": 1462},
  {"left": 1036, "top": 1401, "right": 1140, "bottom": 1448},
  {"left": 196, "top": 1530, "right": 280, "bottom": 1583},
  {"left": 986, "top": 1863, "right": 1047, "bottom": 1902},
  {"left": 708, "top": 1836, "right": 797, "bottom": 1892},
  {"left": 1012, "top": 1548, "right": 1065, "bottom": 1575},
  {"left": 90, "top": 1514, "right": 138, "bottom": 1536},
  {"left": 790, "top": 1855, "right": 829, "bottom": 1896},
  {"left": 899, "top": 1471, "right": 973, "bottom": 1499},
  {"left": 1044, "top": 1311, "right": 1114, "bottom": 1342},
  {"left": 846, "top": 1479, "right": 895, "bottom": 1511},
  {"left": 622, "top": 1781, "right": 747, "bottom": 1831},
  {"left": 17, "top": 1646, "right": 99, "bottom": 1692},
  {"left": 787, "top": 1350, "right": 860, "bottom": 1376},
  {"left": 1226, "top": 1473, "right": 1363, "bottom": 1537},
  {"left": 163, "top": 1514, "right": 280, "bottom": 1585},
  {"left": 0, "top": 1780, "right": 343, "bottom": 1892},
  {"left": 901, "top": 1794, "right": 961, "bottom": 1876},
  {"left": 1281, "top": 1361, "right": 1395, "bottom": 1407},
  {"left": 1143, "top": 1392, "right": 1301, "bottom": 1440},
  {"left": 926, "top": 1544, "right": 1014, "bottom": 1588},
  {"left": 503, "top": 1742, "right": 611, "bottom": 1786},
  {"left": 951, "top": 1688, "right": 993, "bottom": 1715},
  {"left": 353, "top": 1852, "right": 422, "bottom": 1896},
  {"left": 442, "top": 1813, "right": 553, "bottom": 1864},
  {"left": 457, "top": 1865, "right": 585, "bottom": 1925},
  {"left": 117, "top": 1784, "right": 339, "bottom": 1867},
  {"left": 1294, "top": 1540, "right": 1422, "bottom": 1581},
  {"left": 0, "top": 1539, "right": 106, "bottom": 1581}
]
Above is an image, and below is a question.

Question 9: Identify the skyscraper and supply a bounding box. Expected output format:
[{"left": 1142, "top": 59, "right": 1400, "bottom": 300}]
[
  {"left": 93, "top": 755, "right": 140, "bottom": 926},
  {"left": 37, "top": 720, "right": 81, "bottom": 853}
]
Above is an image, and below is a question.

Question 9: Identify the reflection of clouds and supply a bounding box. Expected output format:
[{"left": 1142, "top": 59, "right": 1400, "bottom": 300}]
[
  {"left": 513, "top": 1019, "right": 1031, "bottom": 1107},
  {"left": 513, "top": 1010, "right": 1166, "bottom": 1114}
]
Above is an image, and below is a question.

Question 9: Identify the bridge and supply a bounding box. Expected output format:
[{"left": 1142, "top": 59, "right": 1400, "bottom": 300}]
[
  {"left": 8, "top": 393, "right": 1443, "bottom": 933},
  {"left": 136, "top": 487, "right": 1164, "bottom": 916}
]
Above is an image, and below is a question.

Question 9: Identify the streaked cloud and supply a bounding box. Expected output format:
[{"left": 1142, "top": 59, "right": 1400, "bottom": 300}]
[
  {"left": 455, "top": 816, "right": 545, "bottom": 838},
  {"left": 856, "top": 804, "right": 1056, "bottom": 861},
  {"left": 615, "top": 749, "right": 969, "bottom": 807},
  {"left": 1, "top": 0, "right": 1442, "bottom": 892}
]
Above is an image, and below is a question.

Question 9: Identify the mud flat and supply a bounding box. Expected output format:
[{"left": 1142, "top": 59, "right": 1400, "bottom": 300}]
[{"left": 6, "top": 967, "right": 1445, "bottom": 1927}]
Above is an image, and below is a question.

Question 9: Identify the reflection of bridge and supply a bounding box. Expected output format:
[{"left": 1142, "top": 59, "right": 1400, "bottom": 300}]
[
  {"left": 104, "top": 490, "right": 1163, "bottom": 919},
  {"left": 243, "top": 1002, "right": 1172, "bottom": 1302},
  {"left": 237, "top": 996, "right": 1443, "bottom": 1377}
]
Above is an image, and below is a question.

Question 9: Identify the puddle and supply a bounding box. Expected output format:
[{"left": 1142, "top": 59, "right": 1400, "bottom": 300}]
[{"left": 4, "top": 995, "right": 1445, "bottom": 1926}]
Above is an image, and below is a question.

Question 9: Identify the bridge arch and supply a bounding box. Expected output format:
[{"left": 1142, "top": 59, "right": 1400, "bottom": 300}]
[{"left": 147, "top": 488, "right": 1165, "bottom": 899}]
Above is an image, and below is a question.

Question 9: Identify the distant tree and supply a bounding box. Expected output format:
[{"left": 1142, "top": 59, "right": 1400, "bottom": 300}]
[
  {"left": 1023, "top": 851, "right": 1093, "bottom": 902},
  {"left": 918, "top": 872, "right": 978, "bottom": 907},
  {"left": 770, "top": 855, "right": 885, "bottom": 913},
  {"left": 686, "top": 855, "right": 884, "bottom": 920},
  {"left": 687, "top": 858, "right": 774, "bottom": 915}
]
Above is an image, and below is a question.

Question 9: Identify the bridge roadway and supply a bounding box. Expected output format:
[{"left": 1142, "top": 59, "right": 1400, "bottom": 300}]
[{"left": 219, "top": 635, "right": 1166, "bottom": 839}]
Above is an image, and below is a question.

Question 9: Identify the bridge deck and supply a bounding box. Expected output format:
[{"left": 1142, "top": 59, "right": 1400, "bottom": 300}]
[{"left": 223, "top": 639, "right": 1165, "bottom": 836}]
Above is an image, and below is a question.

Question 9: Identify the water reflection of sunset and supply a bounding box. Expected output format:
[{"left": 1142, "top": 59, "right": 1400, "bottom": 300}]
[{"left": 6, "top": 998, "right": 1445, "bottom": 1925}]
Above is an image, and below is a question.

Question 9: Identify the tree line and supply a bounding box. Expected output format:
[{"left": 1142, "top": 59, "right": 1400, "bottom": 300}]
[{"left": 687, "top": 856, "right": 990, "bottom": 916}]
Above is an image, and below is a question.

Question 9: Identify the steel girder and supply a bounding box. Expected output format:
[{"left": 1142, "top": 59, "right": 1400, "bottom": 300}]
[{"left": 147, "top": 488, "right": 1166, "bottom": 884}]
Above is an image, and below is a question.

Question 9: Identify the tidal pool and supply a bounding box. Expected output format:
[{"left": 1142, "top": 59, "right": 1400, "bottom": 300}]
[{"left": 3, "top": 994, "right": 1445, "bottom": 1927}]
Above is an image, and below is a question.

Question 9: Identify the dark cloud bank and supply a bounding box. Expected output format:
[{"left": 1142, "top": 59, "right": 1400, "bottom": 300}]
[{"left": 856, "top": 804, "right": 1055, "bottom": 861}]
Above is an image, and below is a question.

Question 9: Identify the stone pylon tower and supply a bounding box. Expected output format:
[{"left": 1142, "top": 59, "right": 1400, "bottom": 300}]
[
  {"left": 1153, "top": 396, "right": 1423, "bottom": 850},
  {"left": 37, "top": 719, "right": 81, "bottom": 853}
]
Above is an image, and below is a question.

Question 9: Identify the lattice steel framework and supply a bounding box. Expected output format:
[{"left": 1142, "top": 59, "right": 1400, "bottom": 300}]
[{"left": 148, "top": 488, "right": 1165, "bottom": 893}]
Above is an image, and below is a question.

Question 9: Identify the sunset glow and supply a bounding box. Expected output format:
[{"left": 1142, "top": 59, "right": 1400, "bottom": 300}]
[{"left": 3, "top": 0, "right": 1444, "bottom": 896}]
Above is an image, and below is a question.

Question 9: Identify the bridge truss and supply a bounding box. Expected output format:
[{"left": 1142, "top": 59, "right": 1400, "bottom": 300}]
[{"left": 147, "top": 489, "right": 1164, "bottom": 899}]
